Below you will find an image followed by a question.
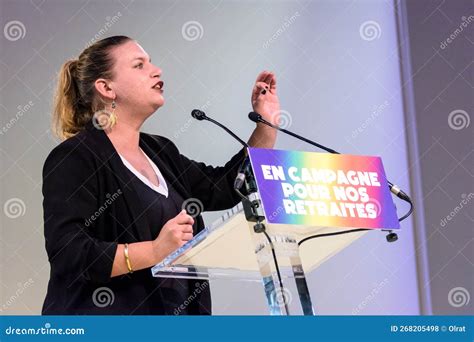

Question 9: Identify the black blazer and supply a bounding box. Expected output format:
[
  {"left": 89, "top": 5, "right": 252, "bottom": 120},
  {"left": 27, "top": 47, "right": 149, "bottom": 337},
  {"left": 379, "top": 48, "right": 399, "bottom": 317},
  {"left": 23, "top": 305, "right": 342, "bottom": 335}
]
[{"left": 42, "top": 120, "right": 246, "bottom": 315}]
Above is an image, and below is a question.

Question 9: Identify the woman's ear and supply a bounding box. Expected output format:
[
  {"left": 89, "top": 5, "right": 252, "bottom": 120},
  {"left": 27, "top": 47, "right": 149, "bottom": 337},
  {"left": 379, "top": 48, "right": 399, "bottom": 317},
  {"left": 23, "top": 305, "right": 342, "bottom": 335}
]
[{"left": 94, "top": 78, "right": 116, "bottom": 100}]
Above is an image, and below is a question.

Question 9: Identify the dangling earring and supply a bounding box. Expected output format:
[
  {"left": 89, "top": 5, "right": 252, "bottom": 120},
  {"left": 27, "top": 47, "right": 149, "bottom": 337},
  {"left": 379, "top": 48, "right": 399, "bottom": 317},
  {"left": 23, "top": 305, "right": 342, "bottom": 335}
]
[
  {"left": 109, "top": 99, "right": 117, "bottom": 127},
  {"left": 92, "top": 99, "right": 117, "bottom": 130}
]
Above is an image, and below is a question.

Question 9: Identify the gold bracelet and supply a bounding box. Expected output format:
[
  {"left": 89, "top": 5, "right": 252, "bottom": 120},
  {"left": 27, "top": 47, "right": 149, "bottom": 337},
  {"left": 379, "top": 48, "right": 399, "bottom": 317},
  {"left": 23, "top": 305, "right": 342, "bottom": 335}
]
[{"left": 124, "top": 243, "right": 133, "bottom": 273}]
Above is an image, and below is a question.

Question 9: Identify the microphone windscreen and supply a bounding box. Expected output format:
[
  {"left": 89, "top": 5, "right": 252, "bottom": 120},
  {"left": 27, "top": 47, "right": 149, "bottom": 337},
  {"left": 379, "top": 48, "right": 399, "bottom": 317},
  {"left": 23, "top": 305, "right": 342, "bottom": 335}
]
[
  {"left": 191, "top": 109, "right": 206, "bottom": 121},
  {"left": 248, "top": 111, "right": 261, "bottom": 123}
]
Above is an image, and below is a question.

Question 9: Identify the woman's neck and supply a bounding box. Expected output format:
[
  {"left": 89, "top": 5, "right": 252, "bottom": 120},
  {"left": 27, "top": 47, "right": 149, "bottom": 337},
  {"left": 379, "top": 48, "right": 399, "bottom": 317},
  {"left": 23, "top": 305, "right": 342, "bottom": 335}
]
[{"left": 106, "top": 118, "right": 143, "bottom": 155}]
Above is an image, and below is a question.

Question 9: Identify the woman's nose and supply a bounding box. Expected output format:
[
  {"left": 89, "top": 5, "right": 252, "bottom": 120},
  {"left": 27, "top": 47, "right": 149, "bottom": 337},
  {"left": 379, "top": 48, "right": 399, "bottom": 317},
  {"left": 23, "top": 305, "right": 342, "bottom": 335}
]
[{"left": 151, "top": 65, "right": 162, "bottom": 78}]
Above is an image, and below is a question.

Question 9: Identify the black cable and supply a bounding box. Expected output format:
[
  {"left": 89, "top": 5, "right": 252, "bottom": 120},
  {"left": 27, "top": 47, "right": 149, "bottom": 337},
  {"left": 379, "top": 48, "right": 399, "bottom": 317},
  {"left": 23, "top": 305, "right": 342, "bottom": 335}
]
[
  {"left": 263, "top": 230, "right": 289, "bottom": 314},
  {"left": 298, "top": 228, "right": 369, "bottom": 246},
  {"left": 234, "top": 159, "right": 413, "bottom": 302},
  {"left": 234, "top": 188, "right": 248, "bottom": 202},
  {"left": 298, "top": 199, "right": 413, "bottom": 247},
  {"left": 234, "top": 186, "right": 289, "bottom": 312},
  {"left": 237, "top": 183, "right": 412, "bottom": 253},
  {"left": 398, "top": 198, "right": 414, "bottom": 222}
]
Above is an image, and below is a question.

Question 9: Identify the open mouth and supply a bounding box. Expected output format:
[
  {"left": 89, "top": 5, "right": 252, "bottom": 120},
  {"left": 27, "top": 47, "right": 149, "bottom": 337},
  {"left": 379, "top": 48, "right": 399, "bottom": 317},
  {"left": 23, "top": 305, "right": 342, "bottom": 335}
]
[{"left": 152, "top": 80, "right": 164, "bottom": 91}]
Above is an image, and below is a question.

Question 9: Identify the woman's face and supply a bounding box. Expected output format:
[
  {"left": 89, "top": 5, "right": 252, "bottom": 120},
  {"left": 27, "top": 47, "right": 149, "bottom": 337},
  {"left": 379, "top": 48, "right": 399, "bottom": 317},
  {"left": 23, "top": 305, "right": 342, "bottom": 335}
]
[{"left": 108, "top": 40, "right": 164, "bottom": 118}]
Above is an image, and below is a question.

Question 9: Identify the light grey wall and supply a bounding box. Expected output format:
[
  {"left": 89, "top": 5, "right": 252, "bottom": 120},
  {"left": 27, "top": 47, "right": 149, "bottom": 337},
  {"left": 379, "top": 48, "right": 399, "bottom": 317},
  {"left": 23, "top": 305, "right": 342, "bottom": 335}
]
[
  {"left": 400, "top": 0, "right": 473, "bottom": 315},
  {"left": 0, "top": 0, "right": 422, "bottom": 315}
]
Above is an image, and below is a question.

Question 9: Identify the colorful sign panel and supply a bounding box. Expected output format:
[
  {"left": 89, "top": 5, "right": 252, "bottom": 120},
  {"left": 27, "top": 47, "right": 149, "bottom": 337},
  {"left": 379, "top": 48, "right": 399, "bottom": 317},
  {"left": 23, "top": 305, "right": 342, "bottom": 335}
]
[{"left": 248, "top": 148, "right": 400, "bottom": 229}]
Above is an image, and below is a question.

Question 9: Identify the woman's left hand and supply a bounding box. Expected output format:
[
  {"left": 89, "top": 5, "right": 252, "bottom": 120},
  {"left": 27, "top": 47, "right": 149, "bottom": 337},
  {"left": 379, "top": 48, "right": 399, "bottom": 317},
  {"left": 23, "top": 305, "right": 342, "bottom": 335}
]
[{"left": 251, "top": 71, "right": 280, "bottom": 125}]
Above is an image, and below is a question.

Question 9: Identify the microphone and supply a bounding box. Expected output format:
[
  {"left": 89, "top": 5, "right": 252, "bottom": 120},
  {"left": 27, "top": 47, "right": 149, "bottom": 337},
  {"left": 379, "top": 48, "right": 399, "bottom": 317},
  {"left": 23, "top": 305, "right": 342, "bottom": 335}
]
[
  {"left": 191, "top": 109, "right": 207, "bottom": 121},
  {"left": 248, "top": 112, "right": 413, "bottom": 205},
  {"left": 190, "top": 109, "right": 249, "bottom": 190},
  {"left": 249, "top": 112, "right": 339, "bottom": 154},
  {"left": 192, "top": 109, "right": 248, "bottom": 147}
]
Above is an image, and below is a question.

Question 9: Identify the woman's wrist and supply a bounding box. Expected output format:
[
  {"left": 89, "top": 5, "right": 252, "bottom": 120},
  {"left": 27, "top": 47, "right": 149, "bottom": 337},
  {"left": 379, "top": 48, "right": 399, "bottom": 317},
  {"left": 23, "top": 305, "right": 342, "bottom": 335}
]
[
  {"left": 248, "top": 122, "right": 277, "bottom": 148},
  {"left": 151, "top": 238, "right": 164, "bottom": 265}
]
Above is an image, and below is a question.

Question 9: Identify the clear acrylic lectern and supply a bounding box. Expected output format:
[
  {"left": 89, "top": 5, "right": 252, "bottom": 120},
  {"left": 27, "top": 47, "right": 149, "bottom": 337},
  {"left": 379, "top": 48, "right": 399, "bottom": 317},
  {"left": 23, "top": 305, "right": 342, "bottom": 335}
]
[{"left": 152, "top": 201, "right": 370, "bottom": 315}]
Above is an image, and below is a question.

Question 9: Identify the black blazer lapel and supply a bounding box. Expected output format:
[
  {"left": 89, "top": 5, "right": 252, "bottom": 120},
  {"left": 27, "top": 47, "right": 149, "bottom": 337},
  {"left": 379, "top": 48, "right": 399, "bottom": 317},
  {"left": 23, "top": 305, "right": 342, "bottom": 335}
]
[
  {"left": 85, "top": 123, "right": 153, "bottom": 242},
  {"left": 139, "top": 134, "right": 192, "bottom": 202},
  {"left": 139, "top": 134, "right": 207, "bottom": 235}
]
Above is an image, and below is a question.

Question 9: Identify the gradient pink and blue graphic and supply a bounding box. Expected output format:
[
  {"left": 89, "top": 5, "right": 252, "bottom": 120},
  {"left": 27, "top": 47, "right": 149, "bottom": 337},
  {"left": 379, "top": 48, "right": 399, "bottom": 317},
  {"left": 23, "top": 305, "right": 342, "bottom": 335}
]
[{"left": 248, "top": 147, "right": 400, "bottom": 230}]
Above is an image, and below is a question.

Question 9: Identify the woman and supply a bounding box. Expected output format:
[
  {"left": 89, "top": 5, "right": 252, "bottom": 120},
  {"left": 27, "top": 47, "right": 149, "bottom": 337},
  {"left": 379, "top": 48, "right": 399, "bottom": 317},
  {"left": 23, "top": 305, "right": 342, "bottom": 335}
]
[{"left": 42, "top": 35, "right": 279, "bottom": 315}]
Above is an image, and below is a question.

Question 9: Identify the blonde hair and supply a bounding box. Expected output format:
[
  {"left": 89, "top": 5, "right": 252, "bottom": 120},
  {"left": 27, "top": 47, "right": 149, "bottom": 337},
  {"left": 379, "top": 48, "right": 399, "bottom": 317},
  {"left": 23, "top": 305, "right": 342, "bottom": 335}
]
[{"left": 52, "top": 35, "right": 131, "bottom": 140}]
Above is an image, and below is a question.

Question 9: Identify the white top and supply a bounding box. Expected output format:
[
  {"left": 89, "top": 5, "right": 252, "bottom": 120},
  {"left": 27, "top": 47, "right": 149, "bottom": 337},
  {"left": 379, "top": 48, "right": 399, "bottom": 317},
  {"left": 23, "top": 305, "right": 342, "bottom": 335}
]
[{"left": 119, "top": 149, "right": 169, "bottom": 198}]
